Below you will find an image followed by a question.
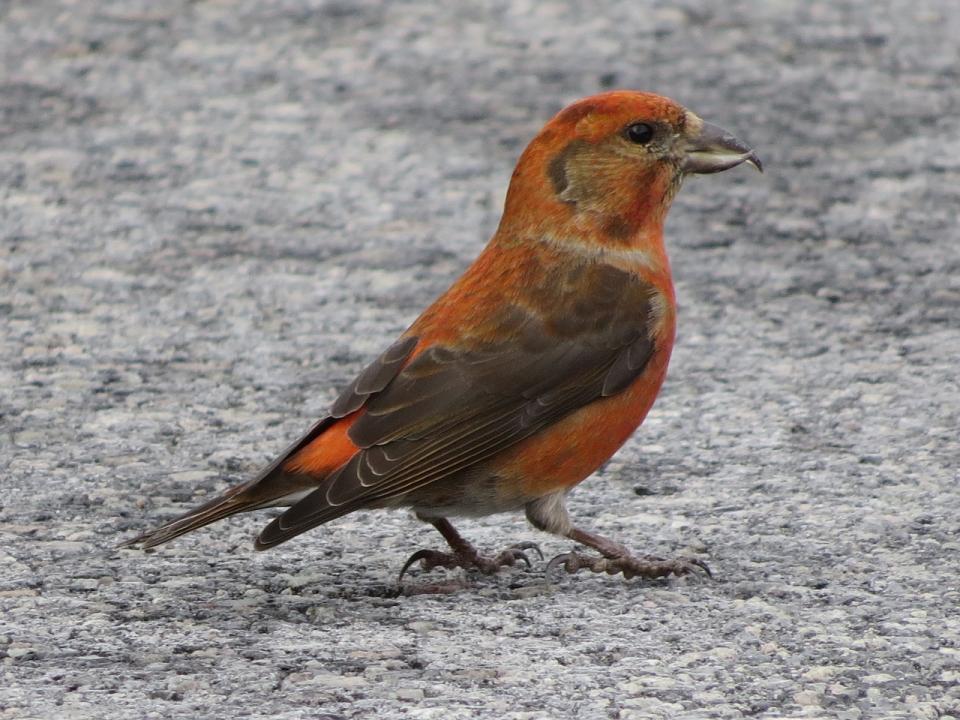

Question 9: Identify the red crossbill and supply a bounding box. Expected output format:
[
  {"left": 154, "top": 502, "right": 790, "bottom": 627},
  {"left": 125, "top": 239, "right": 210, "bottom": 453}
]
[{"left": 123, "top": 91, "right": 761, "bottom": 583}]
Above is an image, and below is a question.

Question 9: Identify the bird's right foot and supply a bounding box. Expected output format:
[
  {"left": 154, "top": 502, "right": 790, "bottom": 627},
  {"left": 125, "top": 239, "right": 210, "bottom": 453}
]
[{"left": 546, "top": 550, "right": 711, "bottom": 581}]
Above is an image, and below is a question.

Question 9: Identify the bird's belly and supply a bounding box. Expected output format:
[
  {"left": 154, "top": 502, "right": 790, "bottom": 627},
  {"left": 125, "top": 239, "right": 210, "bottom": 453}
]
[
  {"left": 406, "top": 466, "right": 530, "bottom": 519},
  {"left": 493, "top": 343, "right": 673, "bottom": 499}
]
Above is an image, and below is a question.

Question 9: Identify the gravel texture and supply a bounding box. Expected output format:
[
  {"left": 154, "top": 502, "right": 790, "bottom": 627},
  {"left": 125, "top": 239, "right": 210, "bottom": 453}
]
[{"left": 3, "top": 1, "right": 959, "bottom": 718}]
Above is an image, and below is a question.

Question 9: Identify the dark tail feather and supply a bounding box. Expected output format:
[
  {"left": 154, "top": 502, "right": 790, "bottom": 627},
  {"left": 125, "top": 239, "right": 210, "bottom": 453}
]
[
  {"left": 117, "top": 482, "right": 255, "bottom": 550},
  {"left": 119, "top": 416, "right": 340, "bottom": 550}
]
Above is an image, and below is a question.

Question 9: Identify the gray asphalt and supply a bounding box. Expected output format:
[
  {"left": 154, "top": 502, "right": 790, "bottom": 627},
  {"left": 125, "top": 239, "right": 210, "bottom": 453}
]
[{"left": 2, "top": 1, "right": 959, "bottom": 718}]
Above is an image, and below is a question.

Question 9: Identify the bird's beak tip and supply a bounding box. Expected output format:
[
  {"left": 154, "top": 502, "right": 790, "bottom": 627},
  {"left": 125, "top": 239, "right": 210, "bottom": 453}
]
[
  {"left": 682, "top": 120, "right": 762, "bottom": 176},
  {"left": 745, "top": 152, "right": 763, "bottom": 174}
]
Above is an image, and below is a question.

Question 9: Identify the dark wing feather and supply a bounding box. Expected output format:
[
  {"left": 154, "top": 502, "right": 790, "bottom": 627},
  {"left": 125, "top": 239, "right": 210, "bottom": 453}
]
[
  {"left": 256, "top": 263, "right": 661, "bottom": 549},
  {"left": 234, "top": 335, "right": 419, "bottom": 488},
  {"left": 329, "top": 336, "right": 419, "bottom": 417}
]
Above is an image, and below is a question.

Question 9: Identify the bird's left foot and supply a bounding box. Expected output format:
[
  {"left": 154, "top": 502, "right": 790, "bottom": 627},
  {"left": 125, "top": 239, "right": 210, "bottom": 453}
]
[
  {"left": 546, "top": 550, "right": 711, "bottom": 581},
  {"left": 398, "top": 541, "right": 542, "bottom": 581}
]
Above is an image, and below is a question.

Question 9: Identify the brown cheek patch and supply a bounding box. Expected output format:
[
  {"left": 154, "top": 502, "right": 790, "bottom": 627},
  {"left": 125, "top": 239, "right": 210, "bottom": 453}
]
[
  {"left": 548, "top": 150, "right": 570, "bottom": 195},
  {"left": 601, "top": 214, "right": 634, "bottom": 240},
  {"left": 547, "top": 140, "right": 590, "bottom": 203}
]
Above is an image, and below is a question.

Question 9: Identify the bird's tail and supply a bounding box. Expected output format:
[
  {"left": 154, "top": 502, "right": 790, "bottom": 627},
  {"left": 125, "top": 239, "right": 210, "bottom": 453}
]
[
  {"left": 117, "top": 480, "right": 263, "bottom": 550},
  {"left": 119, "top": 417, "right": 346, "bottom": 550}
]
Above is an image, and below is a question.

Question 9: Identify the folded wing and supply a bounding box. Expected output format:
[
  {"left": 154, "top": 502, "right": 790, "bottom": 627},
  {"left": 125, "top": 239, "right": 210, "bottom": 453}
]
[{"left": 257, "top": 263, "right": 659, "bottom": 548}]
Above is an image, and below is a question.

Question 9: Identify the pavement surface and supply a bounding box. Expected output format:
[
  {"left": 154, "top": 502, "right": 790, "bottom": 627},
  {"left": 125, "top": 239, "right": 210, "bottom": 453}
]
[{"left": 2, "top": 1, "right": 959, "bottom": 718}]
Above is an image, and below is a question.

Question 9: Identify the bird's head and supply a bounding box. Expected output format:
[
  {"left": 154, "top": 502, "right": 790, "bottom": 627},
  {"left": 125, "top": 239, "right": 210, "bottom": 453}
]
[{"left": 500, "top": 91, "right": 761, "bottom": 248}]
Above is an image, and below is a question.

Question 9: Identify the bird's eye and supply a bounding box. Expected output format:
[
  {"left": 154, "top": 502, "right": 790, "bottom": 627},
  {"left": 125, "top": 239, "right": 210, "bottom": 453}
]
[{"left": 625, "top": 122, "right": 654, "bottom": 145}]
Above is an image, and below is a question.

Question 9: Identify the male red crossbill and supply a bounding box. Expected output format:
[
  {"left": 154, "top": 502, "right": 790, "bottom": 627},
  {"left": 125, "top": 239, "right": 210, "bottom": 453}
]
[{"left": 123, "top": 91, "right": 761, "bottom": 582}]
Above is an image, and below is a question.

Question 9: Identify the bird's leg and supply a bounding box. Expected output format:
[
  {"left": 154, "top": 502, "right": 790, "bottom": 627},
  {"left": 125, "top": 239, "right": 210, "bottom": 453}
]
[
  {"left": 398, "top": 517, "right": 541, "bottom": 581},
  {"left": 525, "top": 492, "right": 710, "bottom": 581},
  {"left": 548, "top": 526, "right": 711, "bottom": 580}
]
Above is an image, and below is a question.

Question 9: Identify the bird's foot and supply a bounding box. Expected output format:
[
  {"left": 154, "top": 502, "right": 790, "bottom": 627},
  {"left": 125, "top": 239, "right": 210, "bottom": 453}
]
[
  {"left": 546, "top": 550, "right": 711, "bottom": 581},
  {"left": 399, "top": 541, "right": 542, "bottom": 581}
]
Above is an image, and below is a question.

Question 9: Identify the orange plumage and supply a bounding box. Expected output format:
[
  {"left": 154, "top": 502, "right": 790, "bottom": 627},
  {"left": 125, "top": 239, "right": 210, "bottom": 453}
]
[{"left": 123, "top": 91, "right": 761, "bottom": 583}]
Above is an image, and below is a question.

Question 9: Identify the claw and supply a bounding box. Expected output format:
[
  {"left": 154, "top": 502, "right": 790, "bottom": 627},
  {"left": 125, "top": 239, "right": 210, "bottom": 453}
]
[
  {"left": 688, "top": 557, "right": 713, "bottom": 579},
  {"left": 510, "top": 541, "right": 544, "bottom": 561},
  {"left": 495, "top": 547, "right": 531, "bottom": 570},
  {"left": 545, "top": 551, "right": 577, "bottom": 582},
  {"left": 398, "top": 549, "right": 440, "bottom": 582}
]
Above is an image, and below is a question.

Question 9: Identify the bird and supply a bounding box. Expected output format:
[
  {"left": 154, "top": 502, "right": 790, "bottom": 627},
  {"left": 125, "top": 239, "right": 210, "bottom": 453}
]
[{"left": 121, "top": 90, "right": 761, "bottom": 583}]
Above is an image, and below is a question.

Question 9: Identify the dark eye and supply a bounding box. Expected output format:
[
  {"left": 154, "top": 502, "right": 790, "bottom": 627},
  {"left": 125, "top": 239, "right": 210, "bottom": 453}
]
[{"left": 625, "top": 122, "right": 654, "bottom": 144}]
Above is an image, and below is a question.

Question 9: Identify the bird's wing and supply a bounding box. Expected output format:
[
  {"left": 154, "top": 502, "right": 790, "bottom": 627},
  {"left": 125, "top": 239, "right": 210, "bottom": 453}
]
[{"left": 257, "top": 264, "right": 660, "bottom": 548}]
